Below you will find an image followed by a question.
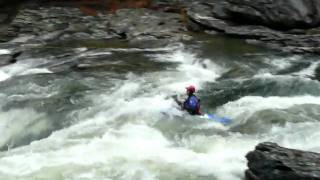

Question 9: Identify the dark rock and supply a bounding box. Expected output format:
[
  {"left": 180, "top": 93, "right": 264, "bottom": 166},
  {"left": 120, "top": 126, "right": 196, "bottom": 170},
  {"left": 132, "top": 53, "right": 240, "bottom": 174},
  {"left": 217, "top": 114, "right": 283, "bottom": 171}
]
[
  {"left": 0, "top": 26, "right": 19, "bottom": 42},
  {"left": 11, "top": 51, "right": 21, "bottom": 59},
  {"left": 246, "top": 142, "right": 320, "bottom": 180},
  {"left": 204, "top": 30, "right": 219, "bottom": 35},
  {"left": 225, "top": 25, "right": 282, "bottom": 39},
  {"left": 315, "top": 64, "right": 320, "bottom": 81},
  {"left": 6, "top": 6, "right": 120, "bottom": 43},
  {"left": 0, "top": 0, "right": 24, "bottom": 6},
  {"left": 0, "top": 51, "right": 21, "bottom": 66},
  {"left": 0, "top": 13, "right": 8, "bottom": 23},
  {"left": 286, "top": 29, "right": 307, "bottom": 35},
  {"left": 186, "top": 1, "right": 320, "bottom": 54},
  {"left": 72, "top": 32, "right": 92, "bottom": 40},
  {"left": 109, "top": 8, "right": 187, "bottom": 42},
  {"left": 0, "top": 54, "right": 13, "bottom": 66},
  {"left": 4, "top": 5, "right": 188, "bottom": 46},
  {"left": 187, "top": 3, "right": 233, "bottom": 32},
  {"left": 0, "top": 0, "right": 20, "bottom": 23},
  {"left": 223, "top": 0, "right": 320, "bottom": 30}
]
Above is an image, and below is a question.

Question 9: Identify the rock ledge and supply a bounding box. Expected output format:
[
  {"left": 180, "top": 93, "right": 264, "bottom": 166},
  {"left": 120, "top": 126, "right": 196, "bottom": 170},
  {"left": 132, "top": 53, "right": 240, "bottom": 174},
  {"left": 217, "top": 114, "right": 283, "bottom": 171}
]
[{"left": 246, "top": 142, "right": 320, "bottom": 180}]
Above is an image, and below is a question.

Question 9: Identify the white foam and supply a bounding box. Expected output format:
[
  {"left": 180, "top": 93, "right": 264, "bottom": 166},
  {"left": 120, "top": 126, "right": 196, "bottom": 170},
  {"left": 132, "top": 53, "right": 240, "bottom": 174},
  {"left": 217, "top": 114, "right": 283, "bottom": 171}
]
[
  {"left": 0, "top": 108, "right": 51, "bottom": 150},
  {"left": 0, "top": 49, "right": 11, "bottom": 55},
  {"left": 264, "top": 55, "right": 301, "bottom": 70},
  {"left": 217, "top": 95, "right": 320, "bottom": 120},
  {"left": 0, "top": 124, "right": 250, "bottom": 180},
  {"left": 0, "top": 71, "right": 11, "bottom": 81},
  {"left": 0, "top": 58, "right": 50, "bottom": 82},
  {"left": 253, "top": 55, "right": 304, "bottom": 79},
  {"left": 97, "top": 43, "right": 182, "bottom": 54},
  {"left": 293, "top": 61, "right": 319, "bottom": 77},
  {"left": 1, "top": 119, "right": 317, "bottom": 180},
  {"left": 74, "top": 47, "right": 88, "bottom": 52},
  {"left": 19, "top": 68, "right": 52, "bottom": 75},
  {"left": 2, "top": 48, "right": 317, "bottom": 180},
  {"left": 73, "top": 49, "right": 225, "bottom": 128},
  {"left": 252, "top": 72, "right": 293, "bottom": 79},
  {"left": 252, "top": 72, "right": 274, "bottom": 79},
  {"left": 78, "top": 50, "right": 112, "bottom": 58},
  {"left": 151, "top": 50, "right": 224, "bottom": 94},
  {"left": 266, "top": 122, "right": 320, "bottom": 151}
]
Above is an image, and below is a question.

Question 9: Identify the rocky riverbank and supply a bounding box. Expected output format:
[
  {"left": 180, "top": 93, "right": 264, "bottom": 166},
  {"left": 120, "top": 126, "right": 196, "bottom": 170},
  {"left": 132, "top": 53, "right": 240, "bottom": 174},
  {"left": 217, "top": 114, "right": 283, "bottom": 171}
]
[
  {"left": 4, "top": 6, "right": 188, "bottom": 44},
  {"left": 2, "top": 0, "right": 320, "bottom": 54},
  {"left": 0, "top": 0, "right": 190, "bottom": 67},
  {"left": 246, "top": 142, "right": 320, "bottom": 180}
]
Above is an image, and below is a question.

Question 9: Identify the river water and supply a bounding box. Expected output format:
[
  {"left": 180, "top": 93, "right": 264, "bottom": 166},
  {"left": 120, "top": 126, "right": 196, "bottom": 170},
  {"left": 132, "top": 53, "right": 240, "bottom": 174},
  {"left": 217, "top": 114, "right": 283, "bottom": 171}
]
[{"left": 0, "top": 34, "right": 320, "bottom": 180}]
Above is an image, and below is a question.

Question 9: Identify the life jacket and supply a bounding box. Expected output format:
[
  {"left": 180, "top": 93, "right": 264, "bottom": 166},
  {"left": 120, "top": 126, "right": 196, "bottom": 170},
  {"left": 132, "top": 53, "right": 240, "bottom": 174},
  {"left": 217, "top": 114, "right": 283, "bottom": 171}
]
[{"left": 184, "top": 95, "right": 200, "bottom": 114}]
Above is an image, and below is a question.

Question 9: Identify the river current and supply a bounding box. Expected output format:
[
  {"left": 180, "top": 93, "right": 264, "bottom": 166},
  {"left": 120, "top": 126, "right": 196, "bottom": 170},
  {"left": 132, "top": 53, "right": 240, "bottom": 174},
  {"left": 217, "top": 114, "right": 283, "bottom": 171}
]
[{"left": 0, "top": 34, "right": 320, "bottom": 179}]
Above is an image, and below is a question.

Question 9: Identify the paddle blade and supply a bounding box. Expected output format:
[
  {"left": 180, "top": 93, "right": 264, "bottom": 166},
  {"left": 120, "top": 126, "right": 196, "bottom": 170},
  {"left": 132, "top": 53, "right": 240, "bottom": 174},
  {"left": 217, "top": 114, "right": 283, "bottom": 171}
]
[{"left": 205, "top": 114, "right": 232, "bottom": 125}]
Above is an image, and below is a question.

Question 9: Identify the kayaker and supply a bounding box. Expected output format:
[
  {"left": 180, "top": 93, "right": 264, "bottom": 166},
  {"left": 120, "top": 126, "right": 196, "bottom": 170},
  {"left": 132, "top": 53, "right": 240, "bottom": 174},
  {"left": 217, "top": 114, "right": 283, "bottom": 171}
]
[{"left": 182, "top": 85, "right": 201, "bottom": 115}]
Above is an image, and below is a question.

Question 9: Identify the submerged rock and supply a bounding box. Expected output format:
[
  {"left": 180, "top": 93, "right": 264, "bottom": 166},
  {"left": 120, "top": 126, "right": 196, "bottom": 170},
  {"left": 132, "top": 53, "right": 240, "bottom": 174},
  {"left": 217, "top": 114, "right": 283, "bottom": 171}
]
[
  {"left": 0, "top": 51, "right": 21, "bottom": 67},
  {"left": 246, "top": 142, "right": 320, "bottom": 180}
]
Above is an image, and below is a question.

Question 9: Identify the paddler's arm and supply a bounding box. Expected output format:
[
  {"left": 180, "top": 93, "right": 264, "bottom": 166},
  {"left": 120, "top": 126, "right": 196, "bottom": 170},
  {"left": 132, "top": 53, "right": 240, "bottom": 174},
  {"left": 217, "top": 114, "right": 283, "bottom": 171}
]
[
  {"left": 172, "top": 95, "right": 184, "bottom": 109},
  {"left": 196, "top": 99, "right": 202, "bottom": 115}
]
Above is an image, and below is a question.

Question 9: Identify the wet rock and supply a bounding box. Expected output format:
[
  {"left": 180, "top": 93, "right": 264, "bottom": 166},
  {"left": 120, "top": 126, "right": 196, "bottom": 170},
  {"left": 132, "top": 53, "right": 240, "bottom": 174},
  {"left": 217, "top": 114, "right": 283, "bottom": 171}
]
[
  {"left": 224, "top": 0, "right": 320, "bottom": 30},
  {"left": 72, "top": 32, "right": 92, "bottom": 40},
  {"left": 7, "top": 7, "right": 119, "bottom": 43},
  {"left": 0, "top": 13, "right": 8, "bottom": 23},
  {"left": 4, "top": 5, "right": 188, "bottom": 46},
  {"left": 186, "top": 1, "right": 320, "bottom": 54},
  {"left": 0, "top": 0, "right": 23, "bottom": 6},
  {"left": 187, "top": 3, "right": 233, "bottom": 32},
  {"left": 0, "top": 54, "right": 14, "bottom": 66},
  {"left": 0, "top": 26, "right": 18, "bottom": 42},
  {"left": 246, "top": 142, "right": 320, "bottom": 180},
  {"left": 189, "top": 0, "right": 320, "bottom": 30},
  {"left": 67, "top": 23, "right": 88, "bottom": 32},
  {"left": 0, "top": 51, "right": 21, "bottom": 66},
  {"left": 109, "top": 8, "right": 187, "bottom": 43},
  {"left": 0, "top": 0, "right": 20, "bottom": 24},
  {"left": 315, "top": 64, "right": 320, "bottom": 81}
]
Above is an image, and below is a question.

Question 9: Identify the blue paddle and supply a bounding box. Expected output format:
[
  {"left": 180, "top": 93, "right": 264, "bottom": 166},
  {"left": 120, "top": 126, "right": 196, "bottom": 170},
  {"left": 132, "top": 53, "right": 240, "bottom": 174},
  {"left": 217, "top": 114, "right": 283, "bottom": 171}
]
[{"left": 202, "top": 113, "right": 232, "bottom": 125}]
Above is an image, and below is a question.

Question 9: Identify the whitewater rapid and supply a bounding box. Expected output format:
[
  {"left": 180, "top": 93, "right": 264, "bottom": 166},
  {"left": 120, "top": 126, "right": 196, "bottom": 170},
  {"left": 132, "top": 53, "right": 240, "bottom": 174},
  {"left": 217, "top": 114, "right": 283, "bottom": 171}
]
[{"left": 0, "top": 44, "right": 320, "bottom": 180}]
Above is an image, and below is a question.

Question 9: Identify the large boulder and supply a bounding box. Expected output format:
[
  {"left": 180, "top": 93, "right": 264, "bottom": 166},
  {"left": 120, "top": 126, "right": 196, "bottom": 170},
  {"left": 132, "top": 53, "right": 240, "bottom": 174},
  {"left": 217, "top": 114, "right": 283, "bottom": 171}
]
[
  {"left": 0, "top": 0, "right": 21, "bottom": 5},
  {"left": 187, "top": 0, "right": 320, "bottom": 30},
  {"left": 246, "top": 142, "right": 320, "bottom": 180},
  {"left": 186, "top": 1, "right": 320, "bottom": 54},
  {"left": 220, "top": 0, "right": 320, "bottom": 30},
  {"left": 0, "top": 0, "right": 22, "bottom": 25}
]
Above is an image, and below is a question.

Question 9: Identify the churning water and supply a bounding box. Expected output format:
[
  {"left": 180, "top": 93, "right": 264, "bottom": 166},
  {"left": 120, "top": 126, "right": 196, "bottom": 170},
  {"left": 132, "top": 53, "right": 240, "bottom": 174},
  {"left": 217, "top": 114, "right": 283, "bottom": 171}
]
[{"left": 0, "top": 35, "right": 320, "bottom": 180}]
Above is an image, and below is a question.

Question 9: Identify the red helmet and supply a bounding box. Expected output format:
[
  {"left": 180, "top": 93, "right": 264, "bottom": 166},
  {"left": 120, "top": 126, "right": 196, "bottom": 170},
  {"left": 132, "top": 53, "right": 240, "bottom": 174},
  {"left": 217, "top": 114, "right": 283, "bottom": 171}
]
[{"left": 186, "top": 85, "right": 196, "bottom": 93}]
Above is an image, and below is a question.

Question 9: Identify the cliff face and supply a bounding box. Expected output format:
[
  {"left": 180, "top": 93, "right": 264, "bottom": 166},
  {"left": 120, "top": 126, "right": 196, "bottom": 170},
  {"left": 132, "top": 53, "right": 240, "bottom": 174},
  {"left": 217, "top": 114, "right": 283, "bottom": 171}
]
[{"left": 246, "top": 142, "right": 320, "bottom": 180}]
